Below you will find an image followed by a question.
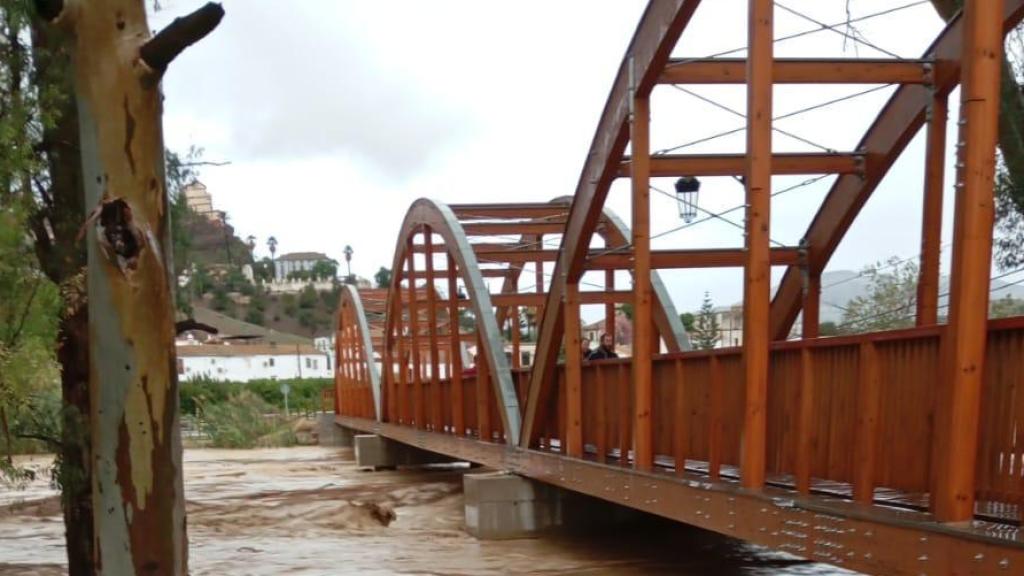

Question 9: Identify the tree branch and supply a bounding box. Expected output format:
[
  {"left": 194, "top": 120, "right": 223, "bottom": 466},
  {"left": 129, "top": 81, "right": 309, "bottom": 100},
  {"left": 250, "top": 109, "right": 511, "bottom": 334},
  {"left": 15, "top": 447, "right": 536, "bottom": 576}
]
[{"left": 139, "top": 2, "right": 224, "bottom": 74}]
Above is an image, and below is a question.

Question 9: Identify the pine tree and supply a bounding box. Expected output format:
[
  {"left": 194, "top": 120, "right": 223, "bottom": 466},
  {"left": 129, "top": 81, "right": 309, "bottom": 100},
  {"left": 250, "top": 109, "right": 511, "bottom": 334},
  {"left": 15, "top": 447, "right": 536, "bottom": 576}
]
[{"left": 692, "top": 292, "right": 720, "bottom": 350}]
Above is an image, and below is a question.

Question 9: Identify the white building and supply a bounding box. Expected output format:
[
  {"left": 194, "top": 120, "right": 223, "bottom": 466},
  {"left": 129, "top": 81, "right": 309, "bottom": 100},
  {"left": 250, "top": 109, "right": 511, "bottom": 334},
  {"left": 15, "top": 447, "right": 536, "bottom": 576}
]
[
  {"left": 274, "top": 252, "right": 332, "bottom": 281},
  {"left": 176, "top": 343, "right": 333, "bottom": 382}
]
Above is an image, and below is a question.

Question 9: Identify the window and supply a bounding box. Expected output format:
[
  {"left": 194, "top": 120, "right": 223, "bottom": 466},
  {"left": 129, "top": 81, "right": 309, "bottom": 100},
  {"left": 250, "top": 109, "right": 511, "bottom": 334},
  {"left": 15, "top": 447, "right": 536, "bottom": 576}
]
[
  {"left": 305, "top": 358, "right": 312, "bottom": 369},
  {"left": 268, "top": 358, "right": 275, "bottom": 367},
  {"left": 521, "top": 351, "right": 532, "bottom": 366},
  {"left": 176, "top": 359, "right": 184, "bottom": 375}
]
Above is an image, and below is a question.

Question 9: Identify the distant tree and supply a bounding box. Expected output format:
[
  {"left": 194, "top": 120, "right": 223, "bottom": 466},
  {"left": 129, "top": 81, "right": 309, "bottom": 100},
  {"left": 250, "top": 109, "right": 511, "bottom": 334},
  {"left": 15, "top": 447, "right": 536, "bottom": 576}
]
[
  {"left": 311, "top": 259, "right": 338, "bottom": 281},
  {"left": 211, "top": 286, "right": 230, "bottom": 312},
  {"left": 839, "top": 258, "right": 919, "bottom": 334},
  {"left": 374, "top": 266, "right": 392, "bottom": 289},
  {"left": 244, "top": 308, "right": 264, "bottom": 326},
  {"left": 618, "top": 303, "right": 633, "bottom": 320},
  {"left": 991, "top": 294, "right": 1024, "bottom": 319},
  {"left": 298, "top": 309, "right": 317, "bottom": 333},
  {"left": 267, "top": 236, "right": 278, "bottom": 279},
  {"left": 819, "top": 321, "right": 841, "bottom": 337},
  {"left": 691, "top": 292, "right": 720, "bottom": 350},
  {"left": 298, "top": 285, "right": 318, "bottom": 309},
  {"left": 679, "top": 312, "right": 695, "bottom": 332},
  {"left": 253, "top": 257, "right": 274, "bottom": 283}
]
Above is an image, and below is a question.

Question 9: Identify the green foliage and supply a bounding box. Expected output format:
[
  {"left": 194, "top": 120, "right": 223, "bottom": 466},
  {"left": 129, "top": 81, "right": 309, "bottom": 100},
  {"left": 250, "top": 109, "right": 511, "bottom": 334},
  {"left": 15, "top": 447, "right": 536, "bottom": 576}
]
[
  {"left": 244, "top": 308, "right": 265, "bottom": 325},
  {"left": 374, "top": 266, "right": 392, "bottom": 289},
  {"left": 298, "top": 285, "right": 318, "bottom": 309},
  {"left": 311, "top": 259, "right": 338, "bottom": 281},
  {"left": 0, "top": 205, "right": 61, "bottom": 474},
  {"left": 180, "top": 377, "right": 332, "bottom": 416},
  {"left": 211, "top": 285, "right": 231, "bottom": 312},
  {"left": 839, "top": 258, "right": 919, "bottom": 334},
  {"left": 618, "top": 303, "right": 633, "bottom": 320},
  {"left": 692, "top": 292, "right": 720, "bottom": 350},
  {"left": 819, "top": 321, "right": 841, "bottom": 337},
  {"left": 679, "top": 312, "right": 695, "bottom": 332},
  {"left": 253, "top": 257, "right": 274, "bottom": 283},
  {"left": 197, "top": 391, "right": 296, "bottom": 449},
  {"left": 991, "top": 294, "right": 1024, "bottom": 319}
]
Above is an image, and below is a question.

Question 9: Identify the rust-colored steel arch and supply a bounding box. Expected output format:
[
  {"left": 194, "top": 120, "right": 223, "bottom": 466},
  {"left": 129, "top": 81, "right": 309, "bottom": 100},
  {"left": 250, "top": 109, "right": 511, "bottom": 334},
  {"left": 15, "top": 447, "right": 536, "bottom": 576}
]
[
  {"left": 334, "top": 284, "right": 382, "bottom": 420},
  {"left": 382, "top": 198, "right": 522, "bottom": 443}
]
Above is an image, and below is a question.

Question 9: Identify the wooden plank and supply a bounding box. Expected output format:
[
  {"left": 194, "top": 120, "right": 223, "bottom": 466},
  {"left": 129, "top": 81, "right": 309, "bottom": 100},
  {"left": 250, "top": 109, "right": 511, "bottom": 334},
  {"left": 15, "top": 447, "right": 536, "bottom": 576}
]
[
  {"left": 619, "top": 362, "right": 632, "bottom": 465},
  {"left": 854, "top": 341, "right": 882, "bottom": 503},
  {"left": 796, "top": 347, "right": 816, "bottom": 493},
  {"left": 587, "top": 247, "right": 801, "bottom": 270},
  {"left": 617, "top": 152, "right": 862, "bottom": 178},
  {"left": 709, "top": 355, "right": 723, "bottom": 479},
  {"left": 449, "top": 203, "right": 570, "bottom": 219},
  {"left": 741, "top": 0, "right": 773, "bottom": 491},
  {"left": 489, "top": 291, "right": 632, "bottom": 307},
  {"left": 476, "top": 333, "right": 492, "bottom": 442},
  {"left": 406, "top": 238, "right": 426, "bottom": 429},
  {"left": 605, "top": 269, "right": 616, "bottom": 340},
  {"left": 934, "top": 0, "right": 1005, "bottom": 523},
  {"left": 660, "top": 58, "right": 932, "bottom": 85},
  {"left": 424, "top": 230, "right": 443, "bottom": 431},
  {"left": 917, "top": 93, "right": 948, "bottom": 326},
  {"left": 632, "top": 94, "right": 654, "bottom": 471},
  {"left": 462, "top": 221, "right": 565, "bottom": 236},
  {"left": 564, "top": 284, "right": 584, "bottom": 457},
  {"left": 447, "top": 254, "right": 464, "bottom": 435},
  {"left": 674, "top": 358, "right": 688, "bottom": 476},
  {"left": 802, "top": 273, "right": 821, "bottom": 339},
  {"left": 595, "top": 365, "right": 608, "bottom": 463}
]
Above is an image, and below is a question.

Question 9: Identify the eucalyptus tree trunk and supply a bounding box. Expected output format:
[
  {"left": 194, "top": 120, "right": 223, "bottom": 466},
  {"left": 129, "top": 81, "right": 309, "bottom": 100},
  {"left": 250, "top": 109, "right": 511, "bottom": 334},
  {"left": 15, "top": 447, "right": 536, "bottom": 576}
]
[{"left": 34, "top": 1, "right": 223, "bottom": 573}]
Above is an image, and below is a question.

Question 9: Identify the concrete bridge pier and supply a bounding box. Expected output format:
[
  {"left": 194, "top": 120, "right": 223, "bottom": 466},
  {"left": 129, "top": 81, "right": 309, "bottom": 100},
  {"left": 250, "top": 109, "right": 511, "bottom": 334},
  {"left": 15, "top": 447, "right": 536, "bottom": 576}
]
[
  {"left": 317, "top": 414, "right": 355, "bottom": 447},
  {"left": 464, "top": 472, "right": 638, "bottom": 539},
  {"left": 354, "top": 434, "right": 454, "bottom": 470}
]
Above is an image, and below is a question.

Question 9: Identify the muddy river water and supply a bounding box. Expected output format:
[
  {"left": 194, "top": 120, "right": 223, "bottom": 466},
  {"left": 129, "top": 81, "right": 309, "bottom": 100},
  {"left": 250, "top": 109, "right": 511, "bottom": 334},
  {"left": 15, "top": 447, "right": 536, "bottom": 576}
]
[{"left": 1, "top": 447, "right": 856, "bottom": 575}]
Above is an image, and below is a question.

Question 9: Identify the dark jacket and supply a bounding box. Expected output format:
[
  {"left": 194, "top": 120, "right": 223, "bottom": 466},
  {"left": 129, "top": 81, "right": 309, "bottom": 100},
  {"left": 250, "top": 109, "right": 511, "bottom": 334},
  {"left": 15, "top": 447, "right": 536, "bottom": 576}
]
[{"left": 586, "top": 346, "right": 618, "bottom": 361}]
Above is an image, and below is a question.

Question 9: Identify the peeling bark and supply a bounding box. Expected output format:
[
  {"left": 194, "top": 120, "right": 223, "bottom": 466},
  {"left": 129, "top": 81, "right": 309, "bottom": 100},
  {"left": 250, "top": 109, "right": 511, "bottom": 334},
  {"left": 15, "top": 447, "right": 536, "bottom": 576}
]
[{"left": 64, "top": 1, "right": 219, "bottom": 573}]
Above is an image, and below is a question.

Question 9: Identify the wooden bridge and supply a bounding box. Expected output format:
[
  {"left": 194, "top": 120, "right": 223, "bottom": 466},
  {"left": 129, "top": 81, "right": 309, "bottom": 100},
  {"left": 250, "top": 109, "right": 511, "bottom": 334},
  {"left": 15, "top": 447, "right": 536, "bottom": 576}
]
[{"left": 331, "top": 1, "right": 1024, "bottom": 573}]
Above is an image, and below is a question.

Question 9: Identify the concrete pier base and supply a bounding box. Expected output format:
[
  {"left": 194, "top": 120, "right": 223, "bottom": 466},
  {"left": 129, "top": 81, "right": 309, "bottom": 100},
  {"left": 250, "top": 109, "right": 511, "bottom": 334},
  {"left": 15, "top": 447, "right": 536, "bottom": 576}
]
[
  {"left": 354, "top": 434, "right": 453, "bottom": 470},
  {"left": 316, "top": 414, "right": 354, "bottom": 447},
  {"left": 464, "top": 472, "right": 638, "bottom": 539}
]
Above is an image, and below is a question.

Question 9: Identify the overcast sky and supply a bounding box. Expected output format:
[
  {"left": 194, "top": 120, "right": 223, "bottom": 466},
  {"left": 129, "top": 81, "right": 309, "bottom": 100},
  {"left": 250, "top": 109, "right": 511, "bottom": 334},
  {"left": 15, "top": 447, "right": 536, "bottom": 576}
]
[{"left": 153, "top": 0, "right": 967, "bottom": 317}]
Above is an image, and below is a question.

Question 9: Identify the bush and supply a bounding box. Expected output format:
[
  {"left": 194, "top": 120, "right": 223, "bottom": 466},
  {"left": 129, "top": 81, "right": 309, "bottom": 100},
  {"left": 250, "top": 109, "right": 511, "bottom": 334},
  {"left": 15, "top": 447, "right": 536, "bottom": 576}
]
[
  {"left": 180, "top": 376, "right": 332, "bottom": 416},
  {"left": 198, "top": 391, "right": 296, "bottom": 448},
  {"left": 298, "top": 285, "right": 318, "bottom": 309},
  {"left": 245, "top": 308, "right": 264, "bottom": 325}
]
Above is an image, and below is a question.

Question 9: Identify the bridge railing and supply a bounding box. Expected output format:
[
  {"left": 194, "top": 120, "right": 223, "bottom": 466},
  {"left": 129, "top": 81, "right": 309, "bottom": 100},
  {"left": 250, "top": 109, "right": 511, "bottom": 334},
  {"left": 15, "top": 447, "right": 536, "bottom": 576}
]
[{"left": 339, "top": 317, "right": 1024, "bottom": 512}]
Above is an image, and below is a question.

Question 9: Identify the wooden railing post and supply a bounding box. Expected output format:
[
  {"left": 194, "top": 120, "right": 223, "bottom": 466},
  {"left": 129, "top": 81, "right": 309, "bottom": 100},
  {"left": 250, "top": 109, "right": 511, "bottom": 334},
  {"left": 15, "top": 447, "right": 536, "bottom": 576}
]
[
  {"left": 674, "top": 358, "right": 688, "bottom": 476},
  {"left": 631, "top": 89, "right": 654, "bottom": 471},
  {"left": 406, "top": 240, "right": 425, "bottom": 429},
  {"left": 742, "top": 0, "right": 774, "bottom": 490},
  {"left": 708, "top": 355, "right": 723, "bottom": 480},
  {"left": 423, "top": 229, "right": 443, "bottom": 431},
  {"left": 795, "top": 347, "right": 816, "bottom": 493},
  {"left": 917, "top": 92, "right": 948, "bottom": 327},
  {"left": 476, "top": 333, "right": 492, "bottom": 442},
  {"left": 934, "top": 0, "right": 1003, "bottom": 523},
  {"left": 564, "top": 283, "right": 584, "bottom": 457},
  {"left": 395, "top": 281, "right": 409, "bottom": 425},
  {"left": 853, "top": 341, "right": 881, "bottom": 503},
  {"left": 447, "top": 254, "right": 464, "bottom": 436}
]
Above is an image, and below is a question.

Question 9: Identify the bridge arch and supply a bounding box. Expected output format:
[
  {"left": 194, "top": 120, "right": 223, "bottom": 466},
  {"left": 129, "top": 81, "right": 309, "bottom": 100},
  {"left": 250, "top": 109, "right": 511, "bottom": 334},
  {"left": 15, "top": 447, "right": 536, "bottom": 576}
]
[
  {"left": 381, "top": 198, "right": 522, "bottom": 443},
  {"left": 333, "top": 284, "right": 383, "bottom": 420}
]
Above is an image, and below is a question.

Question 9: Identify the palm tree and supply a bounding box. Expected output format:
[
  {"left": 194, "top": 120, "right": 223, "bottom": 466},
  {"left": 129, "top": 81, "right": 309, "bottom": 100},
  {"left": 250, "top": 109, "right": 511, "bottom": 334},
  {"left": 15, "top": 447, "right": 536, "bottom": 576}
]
[
  {"left": 343, "top": 244, "right": 354, "bottom": 282},
  {"left": 267, "top": 236, "right": 278, "bottom": 280}
]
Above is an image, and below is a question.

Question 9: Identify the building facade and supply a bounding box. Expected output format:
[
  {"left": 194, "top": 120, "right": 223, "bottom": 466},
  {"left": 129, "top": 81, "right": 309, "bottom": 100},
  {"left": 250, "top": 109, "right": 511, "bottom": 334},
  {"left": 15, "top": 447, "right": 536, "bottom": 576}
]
[
  {"left": 176, "top": 343, "right": 333, "bottom": 382},
  {"left": 274, "top": 252, "right": 332, "bottom": 281},
  {"left": 182, "top": 181, "right": 220, "bottom": 222}
]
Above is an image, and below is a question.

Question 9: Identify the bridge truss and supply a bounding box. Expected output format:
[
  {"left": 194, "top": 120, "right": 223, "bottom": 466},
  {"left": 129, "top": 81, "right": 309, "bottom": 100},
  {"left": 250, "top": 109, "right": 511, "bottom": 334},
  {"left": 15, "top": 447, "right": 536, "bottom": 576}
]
[{"left": 333, "top": 1, "right": 1024, "bottom": 573}]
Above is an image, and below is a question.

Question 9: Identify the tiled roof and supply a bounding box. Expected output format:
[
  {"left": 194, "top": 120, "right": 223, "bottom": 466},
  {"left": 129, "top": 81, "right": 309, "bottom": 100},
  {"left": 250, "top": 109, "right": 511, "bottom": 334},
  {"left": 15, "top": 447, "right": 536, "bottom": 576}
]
[{"left": 277, "top": 252, "right": 330, "bottom": 262}]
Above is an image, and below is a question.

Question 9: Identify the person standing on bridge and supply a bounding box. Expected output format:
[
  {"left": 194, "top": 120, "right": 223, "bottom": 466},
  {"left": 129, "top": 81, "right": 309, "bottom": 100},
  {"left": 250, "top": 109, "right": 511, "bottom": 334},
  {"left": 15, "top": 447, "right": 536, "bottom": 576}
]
[
  {"left": 586, "top": 333, "right": 618, "bottom": 361},
  {"left": 581, "top": 337, "right": 592, "bottom": 361}
]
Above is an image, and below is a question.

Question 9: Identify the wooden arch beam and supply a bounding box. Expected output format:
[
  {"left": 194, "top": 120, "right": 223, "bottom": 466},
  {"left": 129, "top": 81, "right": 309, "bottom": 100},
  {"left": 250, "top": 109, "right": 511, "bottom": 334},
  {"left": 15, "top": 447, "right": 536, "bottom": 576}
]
[
  {"left": 521, "top": 0, "right": 702, "bottom": 448},
  {"left": 769, "top": 0, "right": 1024, "bottom": 341},
  {"left": 334, "top": 284, "right": 382, "bottom": 420},
  {"left": 383, "top": 198, "right": 522, "bottom": 442}
]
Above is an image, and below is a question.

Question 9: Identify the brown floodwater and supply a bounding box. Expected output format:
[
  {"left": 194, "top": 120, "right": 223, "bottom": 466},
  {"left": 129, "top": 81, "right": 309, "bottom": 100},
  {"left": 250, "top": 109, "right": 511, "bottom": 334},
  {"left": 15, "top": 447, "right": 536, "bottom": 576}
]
[{"left": 0, "top": 447, "right": 857, "bottom": 575}]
